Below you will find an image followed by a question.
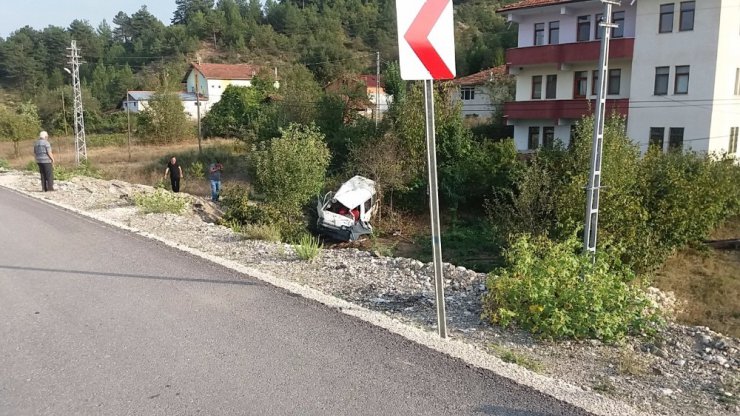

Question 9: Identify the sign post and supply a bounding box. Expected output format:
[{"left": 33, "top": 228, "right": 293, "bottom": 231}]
[{"left": 396, "top": 0, "right": 456, "bottom": 339}]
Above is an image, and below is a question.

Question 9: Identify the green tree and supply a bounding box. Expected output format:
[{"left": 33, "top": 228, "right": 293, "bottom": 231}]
[
  {"left": 0, "top": 103, "right": 43, "bottom": 157},
  {"left": 202, "top": 82, "right": 276, "bottom": 140},
  {"left": 137, "top": 90, "right": 192, "bottom": 144},
  {"left": 253, "top": 123, "right": 330, "bottom": 210}
]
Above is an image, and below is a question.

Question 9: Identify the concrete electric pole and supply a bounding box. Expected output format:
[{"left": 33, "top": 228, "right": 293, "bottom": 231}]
[{"left": 66, "top": 40, "right": 88, "bottom": 165}]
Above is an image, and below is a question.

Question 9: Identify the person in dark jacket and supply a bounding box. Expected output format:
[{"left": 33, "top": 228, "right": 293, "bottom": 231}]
[
  {"left": 33, "top": 131, "right": 55, "bottom": 192},
  {"left": 163, "top": 156, "right": 184, "bottom": 192}
]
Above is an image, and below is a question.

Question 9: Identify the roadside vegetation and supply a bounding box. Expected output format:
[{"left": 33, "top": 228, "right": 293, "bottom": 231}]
[
  {"left": 133, "top": 189, "right": 187, "bottom": 214},
  {"left": 1, "top": 0, "right": 738, "bottom": 340}
]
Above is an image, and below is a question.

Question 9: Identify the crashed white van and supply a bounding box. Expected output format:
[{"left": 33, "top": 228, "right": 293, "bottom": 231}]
[{"left": 317, "top": 176, "right": 377, "bottom": 241}]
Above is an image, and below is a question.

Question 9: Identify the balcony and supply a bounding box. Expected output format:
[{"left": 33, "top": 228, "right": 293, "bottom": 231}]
[
  {"left": 506, "top": 38, "right": 634, "bottom": 67},
  {"left": 504, "top": 99, "right": 630, "bottom": 120}
]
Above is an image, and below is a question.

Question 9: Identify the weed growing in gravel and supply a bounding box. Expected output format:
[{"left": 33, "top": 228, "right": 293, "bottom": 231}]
[
  {"left": 616, "top": 347, "right": 648, "bottom": 377},
  {"left": 133, "top": 189, "right": 186, "bottom": 214},
  {"left": 0, "top": 158, "right": 9, "bottom": 169},
  {"left": 243, "top": 223, "right": 282, "bottom": 242},
  {"left": 55, "top": 161, "right": 103, "bottom": 180},
  {"left": 294, "top": 234, "right": 322, "bottom": 261},
  {"left": 25, "top": 160, "right": 37, "bottom": 171},
  {"left": 488, "top": 344, "right": 543, "bottom": 373},
  {"left": 593, "top": 377, "right": 617, "bottom": 394}
]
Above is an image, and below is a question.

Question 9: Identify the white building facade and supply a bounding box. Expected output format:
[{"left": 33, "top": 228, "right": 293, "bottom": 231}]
[
  {"left": 499, "top": 0, "right": 740, "bottom": 156},
  {"left": 182, "top": 63, "right": 263, "bottom": 114},
  {"left": 452, "top": 66, "right": 509, "bottom": 121}
]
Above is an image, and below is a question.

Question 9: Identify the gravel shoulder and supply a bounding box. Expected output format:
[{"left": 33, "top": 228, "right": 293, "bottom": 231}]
[{"left": 1, "top": 170, "right": 738, "bottom": 416}]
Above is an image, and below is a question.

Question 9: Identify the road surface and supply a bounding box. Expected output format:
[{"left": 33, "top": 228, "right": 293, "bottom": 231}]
[{"left": 0, "top": 187, "right": 591, "bottom": 415}]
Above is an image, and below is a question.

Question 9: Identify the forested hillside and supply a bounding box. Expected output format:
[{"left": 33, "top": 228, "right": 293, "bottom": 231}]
[{"left": 0, "top": 0, "right": 517, "bottom": 133}]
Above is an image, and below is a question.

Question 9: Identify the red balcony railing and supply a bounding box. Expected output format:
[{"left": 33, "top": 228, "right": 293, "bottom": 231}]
[
  {"left": 506, "top": 38, "right": 634, "bottom": 67},
  {"left": 504, "top": 99, "right": 630, "bottom": 120}
]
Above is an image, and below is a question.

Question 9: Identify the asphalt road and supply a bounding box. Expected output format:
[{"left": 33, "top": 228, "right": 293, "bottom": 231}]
[{"left": 0, "top": 187, "right": 592, "bottom": 416}]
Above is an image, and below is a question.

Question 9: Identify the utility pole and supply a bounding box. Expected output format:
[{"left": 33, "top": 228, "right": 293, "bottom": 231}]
[
  {"left": 66, "top": 40, "right": 87, "bottom": 165},
  {"left": 375, "top": 51, "right": 380, "bottom": 128},
  {"left": 126, "top": 90, "right": 132, "bottom": 162},
  {"left": 195, "top": 69, "right": 202, "bottom": 154},
  {"left": 583, "top": 0, "right": 619, "bottom": 256},
  {"left": 60, "top": 90, "right": 68, "bottom": 137}
]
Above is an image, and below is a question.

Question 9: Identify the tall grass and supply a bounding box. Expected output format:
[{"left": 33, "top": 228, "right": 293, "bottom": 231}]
[{"left": 294, "top": 234, "right": 322, "bottom": 261}]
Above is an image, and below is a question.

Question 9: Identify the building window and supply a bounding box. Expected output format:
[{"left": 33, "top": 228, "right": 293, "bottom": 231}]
[
  {"left": 674, "top": 65, "right": 690, "bottom": 94},
  {"left": 528, "top": 127, "right": 540, "bottom": 150},
  {"left": 460, "top": 87, "right": 475, "bottom": 101},
  {"left": 543, "top": 127, "right": 555, "bottom": 148},
  {"left": 592, "top": 70, "right": 600, "bottom": 96},
  {"left": 546, "top": 74, "right": 557, "bottom": 99},
  {"left": 734, "top": 68, "right": 740, "bottom": 95},
  {"left": 608, "top": 69, "right": 621, "bottom": 95},
  {"left": 654, "top": 66, "right": 670, "bottom": 95},
  {"left": 577, "top": 16, "right": 591, "bottom": 41},
  {"left": 532, "top": 76, "right": 543, "bottom": 99},
  {"left": 650, "top": 128, "right": 665, "bottom": 150},
  {"left": 729, "top": 127, "right": 739, "bottom": 154},
  {"left": 613, "top": 11, "right": 625, "bottom": 38},
  {"left": 534, "top": 23, "right": 545, "bottom": 46},
  {"left": 549, "top": 21, "right": 560, "bottom": 44},
  {"left": 574, "top": 71, "right": 588, "bottom": 98},
  {"left": 679, "top": 1, "right": 695, "bottom": 31},
  {"left": 595, "top": 13, "right": 604, "bottom": 40},
  {"left": 669, "top": 127, "right": 684, "bottom": 150},
  {"left": 660, "top": 3, "right": 674, "bottom": 33}
]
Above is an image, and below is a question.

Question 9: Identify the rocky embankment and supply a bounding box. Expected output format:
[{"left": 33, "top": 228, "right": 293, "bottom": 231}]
[{"left": 1, "top": 170, "right": 737, "bottom": 416}]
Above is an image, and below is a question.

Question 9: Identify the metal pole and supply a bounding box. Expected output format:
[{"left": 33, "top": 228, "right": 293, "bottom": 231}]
[
  {"left": 375, "top": 51, "right": 380, "bottom": 128},
  {"left": 423, "top": 79, "right": 447, "bottom": 339},
  {"left": 126, "top": 91, "right": 132, "bottom": 162},
  {"left": 583, "top": 0, "right": 619, "bottom": 256},
  {"left": 195, "top": 71, "right": 202, "bottom": 154},
  {"left": 61, "top": 90, "right": 68, "bottom": 137}
]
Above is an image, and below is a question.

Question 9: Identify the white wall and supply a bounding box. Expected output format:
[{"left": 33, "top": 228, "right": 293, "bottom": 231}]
[
  {"left": 513, "top": 121, "right": 574, "bottom": 150},
  {"left": 456, "top": 85, "right": 495, "bottom": 119},
  {"left": 514, "top": 1, "right": 636, "bottom": 47},
  {"left": 627, "top": 0, "right": 722, "bottom": 153},
  {"left": 709, "top": 0, "right": 740, "bottom": 155}
]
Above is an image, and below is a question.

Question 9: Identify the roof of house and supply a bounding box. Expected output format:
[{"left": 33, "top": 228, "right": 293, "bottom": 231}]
[
  {"left": 453, "top": 66, "right": 508, "bottom": 86},
  {"left": 125, "top": 91, "right": 207, "bottom": 103},
  {"left": 186, "top": 63, "right": 261, "bottom": 81},
  {"left": 359, "top": 74, "right": 385, "bottom": 89},
  {"left": 498, "top": 0, "right": 586, "bottom": 13}
]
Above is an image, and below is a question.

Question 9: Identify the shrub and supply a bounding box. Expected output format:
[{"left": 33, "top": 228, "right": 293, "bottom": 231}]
[
  {"left": 293, "top": 234, "right": 322, "bottom": 261},
  {"left": 253, "top": 123, "right": 330, "bottom": 211},
  {"left": 0, "top": 158, "right": 10, "bottom": 169},
  {"left": 25, "top": 160, "right": 38, "bottom": 171},
  {"left": 483, "top": 234, "right": 662, "bottom": 343},
  {"left": 187, "top": 160, "right": 205, "bottom": 179},
  {"left": 133, "top": 189, "right": 187, "bottom": 214},
  {"left": 243, "top": 223, "right": 282, "bottom": 242},
  {"left": 54, "top": 161, "right": 103, "bottom": 181}
]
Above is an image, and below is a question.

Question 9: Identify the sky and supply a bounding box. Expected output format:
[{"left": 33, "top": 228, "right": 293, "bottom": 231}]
[{"left": 0, "top": 1, "right": 179, "bottom": 38}]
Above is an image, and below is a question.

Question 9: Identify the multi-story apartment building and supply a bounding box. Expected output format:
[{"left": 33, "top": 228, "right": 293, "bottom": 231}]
[{"left": 498, "top": 0, "right": 740, "bottom": 156}]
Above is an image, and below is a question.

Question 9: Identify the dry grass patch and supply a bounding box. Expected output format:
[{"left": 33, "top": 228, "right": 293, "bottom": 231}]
[{"left": 654, "top": 244, "right": 740, "bottom": 338}]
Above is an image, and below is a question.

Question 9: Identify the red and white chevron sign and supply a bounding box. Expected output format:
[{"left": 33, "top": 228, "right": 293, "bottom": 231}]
[{"left": 396, "top": 0, "right": 456, "bottom": 81}]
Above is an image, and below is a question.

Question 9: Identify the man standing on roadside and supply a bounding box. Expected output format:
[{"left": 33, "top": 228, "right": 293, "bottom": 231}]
[
  {"left": 163, "top": 156, "right": 184, "bottom": 192},
  {"left": 208, "top": 159, "right": 223, "bottom": 202},
  {"left": 33, "top": 131, "right": 55, "bottom": 192}
]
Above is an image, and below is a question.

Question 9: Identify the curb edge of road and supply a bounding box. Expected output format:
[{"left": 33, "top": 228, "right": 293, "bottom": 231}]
[{"left": 1, "top": 181, "right": 649, "bottom": 416}]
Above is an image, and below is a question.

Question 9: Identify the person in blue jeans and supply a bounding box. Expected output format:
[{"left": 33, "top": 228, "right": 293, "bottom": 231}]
[{"left": 208, "top": 160, "right": 223, "bottom": 201}]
